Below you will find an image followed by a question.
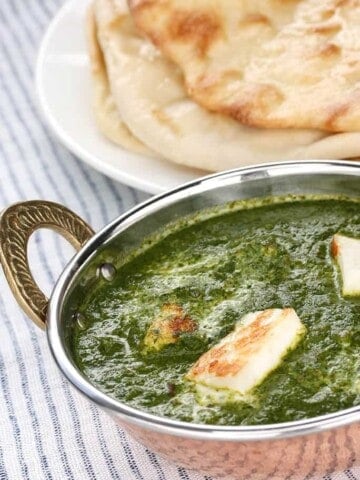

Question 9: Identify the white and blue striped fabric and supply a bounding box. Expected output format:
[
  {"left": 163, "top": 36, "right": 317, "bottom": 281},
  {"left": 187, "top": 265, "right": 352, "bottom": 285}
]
[{"left": 0, "top": 1, "right": 359, "bottom": 479}]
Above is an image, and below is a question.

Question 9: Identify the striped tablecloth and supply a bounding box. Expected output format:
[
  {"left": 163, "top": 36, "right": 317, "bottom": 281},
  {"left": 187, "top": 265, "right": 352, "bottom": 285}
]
[{"left": 0, "top": 1, "right": 359, "bottom": 479}]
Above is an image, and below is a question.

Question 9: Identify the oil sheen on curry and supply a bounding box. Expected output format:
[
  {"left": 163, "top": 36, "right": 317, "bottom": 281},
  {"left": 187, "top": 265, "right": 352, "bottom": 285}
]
[{"left": 72, "top": 196, "right": 360, "bottom": 426}]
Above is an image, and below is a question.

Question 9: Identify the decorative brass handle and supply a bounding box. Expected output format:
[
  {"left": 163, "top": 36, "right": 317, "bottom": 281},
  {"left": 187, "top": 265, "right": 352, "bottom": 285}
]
[{"left": 0, "top": 201, "right": 94, "bottom": 329}]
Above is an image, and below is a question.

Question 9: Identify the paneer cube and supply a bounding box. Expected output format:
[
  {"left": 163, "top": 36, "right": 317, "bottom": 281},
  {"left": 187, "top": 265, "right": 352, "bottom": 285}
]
[
  {"left": 332, "top": 234, "right": 360, "bottom": 297},
  {"left": 186, "top": 308, "right": 306, "bottom": 396},
  {"left": 143, "top": 303, "right": 197, "bottom": 352}
]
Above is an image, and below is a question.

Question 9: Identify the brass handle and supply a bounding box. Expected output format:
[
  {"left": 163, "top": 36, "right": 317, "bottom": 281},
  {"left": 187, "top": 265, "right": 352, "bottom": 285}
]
[{"left": 0, "top": 201, "right": 94, "bottom": 329}]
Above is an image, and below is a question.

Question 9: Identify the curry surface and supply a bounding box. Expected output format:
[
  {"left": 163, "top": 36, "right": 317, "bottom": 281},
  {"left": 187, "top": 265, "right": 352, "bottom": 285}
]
[{"left": 72, "top": 197, "right": 360, "bottom": 425}]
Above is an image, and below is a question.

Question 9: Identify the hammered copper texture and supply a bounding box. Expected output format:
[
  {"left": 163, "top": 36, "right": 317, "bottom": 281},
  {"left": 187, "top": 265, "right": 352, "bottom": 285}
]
[{"left": 116, "top": 419, "right": 360, "bottom": 480}]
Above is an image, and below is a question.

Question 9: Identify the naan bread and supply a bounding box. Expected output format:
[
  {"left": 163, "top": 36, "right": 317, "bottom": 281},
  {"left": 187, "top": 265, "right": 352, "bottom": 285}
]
[
  {"left": 129, "top": 0, "right": 360, "bottom": 132},
  {"left": 87, "top": 5, "right": 154, "bottom": 155},
  {"left": 92, "top": 0, "right": 360, "bottom": 171}
]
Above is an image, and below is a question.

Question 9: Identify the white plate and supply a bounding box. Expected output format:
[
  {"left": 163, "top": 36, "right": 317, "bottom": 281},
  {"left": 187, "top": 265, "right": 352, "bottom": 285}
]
[{"left": 36, "top": 0, "right": 206, "bottom": 194}]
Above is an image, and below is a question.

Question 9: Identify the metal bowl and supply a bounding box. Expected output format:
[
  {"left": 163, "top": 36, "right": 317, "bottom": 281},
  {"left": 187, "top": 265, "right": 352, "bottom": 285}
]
[{"left": 1, "top": 160, "right": 360, "bottom": 480}]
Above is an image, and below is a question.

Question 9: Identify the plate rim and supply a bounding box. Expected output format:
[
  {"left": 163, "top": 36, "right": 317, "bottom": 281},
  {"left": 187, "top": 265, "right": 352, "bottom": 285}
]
[{"left": 35, "top": 0, "right": 199, "bottom": 195}]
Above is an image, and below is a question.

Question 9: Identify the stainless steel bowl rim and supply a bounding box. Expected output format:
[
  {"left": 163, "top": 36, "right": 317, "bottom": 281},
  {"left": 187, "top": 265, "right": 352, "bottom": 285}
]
[{"left": 47, "top": 160, "right": 360, "bottom": 441}]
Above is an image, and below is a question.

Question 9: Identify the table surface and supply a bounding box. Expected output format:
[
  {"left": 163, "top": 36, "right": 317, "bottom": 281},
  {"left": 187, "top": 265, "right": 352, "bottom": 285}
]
[{"left": 0, "top": 1, "right": 359, "bottom": 479}]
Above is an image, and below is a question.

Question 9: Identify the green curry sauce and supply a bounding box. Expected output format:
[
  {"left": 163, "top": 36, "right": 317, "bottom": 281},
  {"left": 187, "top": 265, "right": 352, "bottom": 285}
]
[{"left": 72, "top": 196, "right": 360, "bottom": 425}]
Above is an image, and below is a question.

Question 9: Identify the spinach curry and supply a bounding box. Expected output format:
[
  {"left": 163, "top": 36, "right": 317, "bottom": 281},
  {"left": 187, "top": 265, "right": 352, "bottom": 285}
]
[{"left": 72, "top": 196, "right": 360, "bottom": 426}]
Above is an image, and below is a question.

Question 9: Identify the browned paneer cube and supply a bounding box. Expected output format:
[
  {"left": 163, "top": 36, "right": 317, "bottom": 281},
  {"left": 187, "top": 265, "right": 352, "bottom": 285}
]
[{"left": 143, "top": 303, "right": 197, "bottom": 352}]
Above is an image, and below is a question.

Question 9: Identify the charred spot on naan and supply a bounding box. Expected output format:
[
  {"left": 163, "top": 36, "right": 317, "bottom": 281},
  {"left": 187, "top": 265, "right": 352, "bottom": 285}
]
[
  {"left": 129, "top": 2, "right": 223, "bottom": 57},
  {"left": 221, "top": 84, "right": 285, "bottom": 126},
  {"left": 193, "top": 70, "right": 243, "bottom": 95},
  {"left": 239, "top": 13, "right": 272, "bottom": 29},
  {"left": 335, "top": 0, "right": 355, "bottom": 7},
  {"left": 308, "top": 21, "right": 341, "bottom": 35},
  {"left": 317, "top": 42, "right": 342, "bottom": 58},
  {"left": 325, "top": 102, "right": 351, "bottom": 130},
  {"left": 166, "top": 9, "right": 223, "bottom": 57},
  {"left": 318, "top": 8, "right": 336, "bottom": 20},
  {"left": 128, "top": 0, "right": 156, "bottom": 10}
]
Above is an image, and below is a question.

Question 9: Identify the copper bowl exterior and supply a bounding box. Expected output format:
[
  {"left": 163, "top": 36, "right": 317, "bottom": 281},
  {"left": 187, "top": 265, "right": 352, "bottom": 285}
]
[{"left": 120, "top": 419, "right": 360, "bottom": 479}]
